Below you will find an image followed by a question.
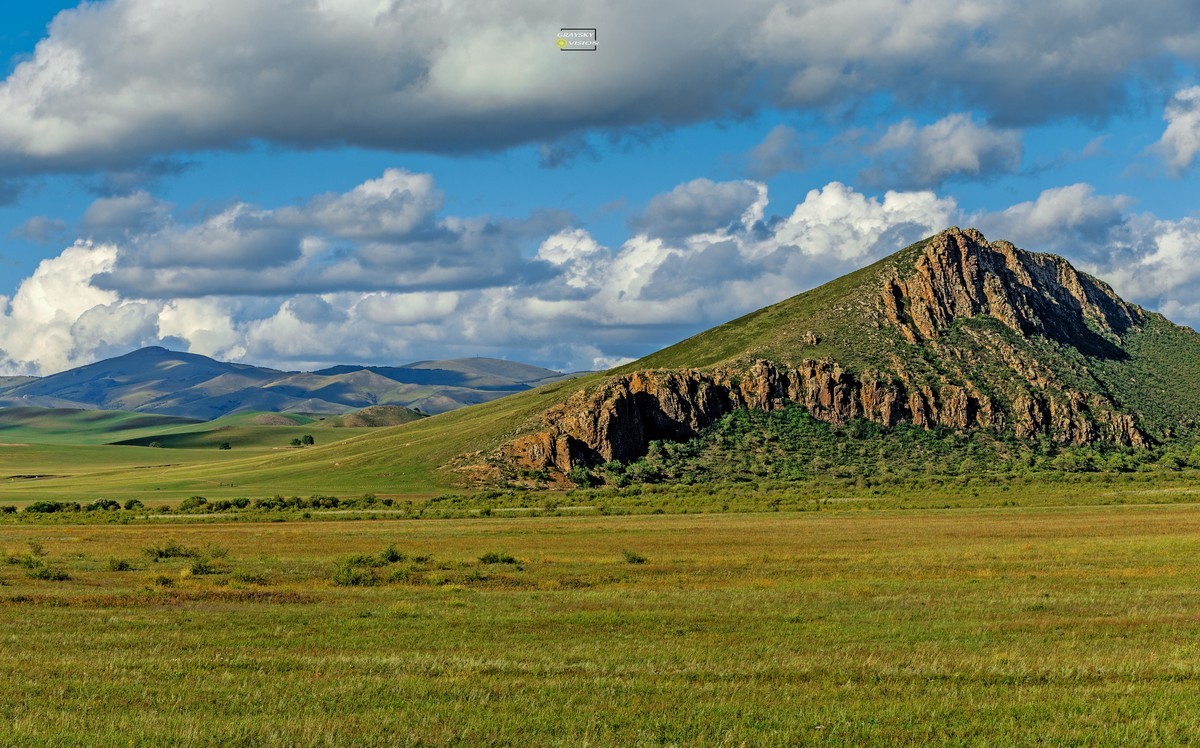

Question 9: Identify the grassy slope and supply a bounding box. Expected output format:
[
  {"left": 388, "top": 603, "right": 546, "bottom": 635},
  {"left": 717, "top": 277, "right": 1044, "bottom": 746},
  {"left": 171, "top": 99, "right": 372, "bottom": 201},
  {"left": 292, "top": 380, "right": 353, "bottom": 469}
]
[
  {"left": 0, "top": 236, "right": 978, "bottom": 502},
  {"left": 0, "top": 409, "right": 387, "bottom": 500},
  {"left": 4, "top": 506, "right": 1200, "bottom": 744},
  {"left": 0, "top": 376, "right": 604, "bottom": 501},
  {"left": 617, "top": 240, "right": 923, "bottom": 374},
  {"left": 321, "top": 405, "right": 426, "bottom": 428},
  {"left": 10, "top": 234, "right": 1200, "bottom": 500},
  {"left": 0, "top": 407, "right": 202, "bottom": 446}
]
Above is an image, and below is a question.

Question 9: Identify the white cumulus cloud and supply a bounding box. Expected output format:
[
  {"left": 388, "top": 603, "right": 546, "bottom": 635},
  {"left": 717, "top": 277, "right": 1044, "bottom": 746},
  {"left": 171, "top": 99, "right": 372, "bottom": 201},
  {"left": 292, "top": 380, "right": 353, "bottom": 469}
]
[
  {"left": 864, "top": 113, "right": 1023, "bottom": 188},
  {"left": 7, "top": 173, "right": 1200, "bottom": 376},
  {"left": 1156, "top": 86, "right": 1200, "bottom": 175}
]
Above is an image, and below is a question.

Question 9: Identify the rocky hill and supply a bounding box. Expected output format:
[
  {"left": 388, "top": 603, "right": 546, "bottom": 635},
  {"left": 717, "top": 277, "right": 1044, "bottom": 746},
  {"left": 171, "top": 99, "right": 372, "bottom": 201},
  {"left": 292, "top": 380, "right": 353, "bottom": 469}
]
[{"left": 502, "top": 228, "right": 1200, "bottom": 475}]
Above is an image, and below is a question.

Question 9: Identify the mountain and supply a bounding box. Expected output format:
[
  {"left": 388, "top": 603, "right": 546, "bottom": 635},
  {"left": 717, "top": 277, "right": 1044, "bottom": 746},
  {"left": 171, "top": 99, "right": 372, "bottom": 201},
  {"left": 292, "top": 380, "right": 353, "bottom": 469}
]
[
  {"left": 14, "top": 226, "right": 1199, "bottom": 500},
  {"left": 499, "top": 227, "right": 1200, "bottom": 475},
  {"left": 0, "top": 347, "right": 574, "bottom": 420}
]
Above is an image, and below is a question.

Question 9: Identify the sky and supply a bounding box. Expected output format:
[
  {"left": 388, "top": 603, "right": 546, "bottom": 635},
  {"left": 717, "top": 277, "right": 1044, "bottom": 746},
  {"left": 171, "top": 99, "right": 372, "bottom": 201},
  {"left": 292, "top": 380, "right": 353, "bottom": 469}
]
[{"left": 0, "top": 1, "right": 1198, "bottom": 376}]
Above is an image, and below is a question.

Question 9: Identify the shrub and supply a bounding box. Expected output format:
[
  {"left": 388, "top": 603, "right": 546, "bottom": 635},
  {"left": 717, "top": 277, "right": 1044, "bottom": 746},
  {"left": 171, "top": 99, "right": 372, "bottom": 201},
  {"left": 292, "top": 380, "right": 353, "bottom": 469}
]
[
  {"left": 379, "top": 544, "right": 406, "bottom": 564},
  {"left": 218, "top": 442, "right": 231, "bottom": 450},
  {"left": 309, "top": 495, "right": 340, "bottom": 509},
  {"left": 0, "top": 505, "right": 16, "bottom": 514},
  {"left": 4, "top": 553, "right": 38, "bottom": 569},
  {"left": 232, "top": 571, "right": 268, "bottom": 585},
  {"left": 151, "top": 574, "right": 174, "bottom": 587},
  {"left": 178, "top": 496, "right": 208, "bottom": 512},
  {"left": 143, "top": 539, "right": 199, "bottom": 561},
  {"left": 86, "top": 499, "right": 122, "bottom": 512},
  {"left": 27, "top": 565, "right": 70, "bottom": 581},
  {"left": 332, "top": 561, "right": 378, "bottom": 587},
  {"left": 479, "top": 551, "right": 518, "bottom": 565},
  {"left": 290, "top": 438, "right": 302, "bottom": 447},
  {"left": 123, "top": 499, "right": 144, "bottom": 510},
  {"left": 189, "top": 558, "right": 221, "bottom": 575},
  {"left": 302, "top": 434, "right": 315, "bottom": 446},
  {"left": 25, "top": 501, "right": 80, "bottom": 514},
  {"left": 345, "top": 553, "right": 387, "bottom": 568},
  {"left": 108, "top": 559, "right": 135, "bottom": 572},
  {"left": 567, "top": 466, "right": 599, "bottom": 487},
  {"left": 622, "top": 550, "right": 648, "bottom": 564}
]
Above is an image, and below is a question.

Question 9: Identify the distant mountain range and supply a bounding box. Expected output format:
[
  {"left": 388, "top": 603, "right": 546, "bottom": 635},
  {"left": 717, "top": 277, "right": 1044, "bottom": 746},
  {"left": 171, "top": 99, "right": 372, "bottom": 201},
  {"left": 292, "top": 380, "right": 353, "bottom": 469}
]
[{"left": 0, "top": 347, "right": 578, "bottom": 420}]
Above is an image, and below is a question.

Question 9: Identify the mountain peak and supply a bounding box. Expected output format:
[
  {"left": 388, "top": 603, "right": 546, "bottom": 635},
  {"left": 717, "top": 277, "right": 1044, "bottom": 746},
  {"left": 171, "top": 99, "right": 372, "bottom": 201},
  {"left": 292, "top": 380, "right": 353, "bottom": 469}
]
[
  {"left": 123, "top": 346, "right": 171, "bottom": 356},
  {"left": 879, "top": 227, "right": 1140, "bottom": 353}
]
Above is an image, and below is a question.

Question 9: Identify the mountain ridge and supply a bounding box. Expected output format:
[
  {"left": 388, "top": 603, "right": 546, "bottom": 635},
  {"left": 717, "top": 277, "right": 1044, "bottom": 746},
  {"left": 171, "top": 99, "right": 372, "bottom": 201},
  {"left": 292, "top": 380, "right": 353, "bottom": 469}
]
[{"left": 0, "top": 347, "right": 573, "bottom": 420}]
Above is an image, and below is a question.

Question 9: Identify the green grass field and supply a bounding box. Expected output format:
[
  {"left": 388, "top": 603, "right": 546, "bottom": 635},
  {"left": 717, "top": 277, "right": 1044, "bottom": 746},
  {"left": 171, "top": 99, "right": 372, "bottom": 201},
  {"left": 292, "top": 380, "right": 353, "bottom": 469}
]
[
  {"left": 4, "top": 504, "right": 1200, "bottom": 745},
  {"left": 0, "top": 408, "right": 404, "bottom": 501},
  {"left": 0, "top": 378, "right": 598, "bottom": 502}
]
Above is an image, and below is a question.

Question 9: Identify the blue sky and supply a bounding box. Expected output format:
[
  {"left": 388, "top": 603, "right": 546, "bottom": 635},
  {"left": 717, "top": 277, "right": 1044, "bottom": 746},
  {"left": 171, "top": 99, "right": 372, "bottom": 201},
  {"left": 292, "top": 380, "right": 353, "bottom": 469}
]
[{"left": 0, "top": 1, "right": 1198, "bottom": 375}]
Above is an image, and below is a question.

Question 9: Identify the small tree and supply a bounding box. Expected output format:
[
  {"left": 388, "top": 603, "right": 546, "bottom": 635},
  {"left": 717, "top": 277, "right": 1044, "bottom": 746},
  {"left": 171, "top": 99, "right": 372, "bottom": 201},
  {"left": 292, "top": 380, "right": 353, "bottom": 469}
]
[
  {"left": 218, "top": 442, "right": 231, "bottom": 450},
  {"left": 290, "top": 438, "right": 303, "bottom": 447},
  {"left": 302, "top": 434, "right": 315, "bottom": 446}
]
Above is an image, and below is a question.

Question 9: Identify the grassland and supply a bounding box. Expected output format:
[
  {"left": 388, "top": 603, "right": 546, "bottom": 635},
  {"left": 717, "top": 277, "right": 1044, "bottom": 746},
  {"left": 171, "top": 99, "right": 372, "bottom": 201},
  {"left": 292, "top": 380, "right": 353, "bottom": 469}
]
[
  {"left": 4, "top": 504, "right": 1200, "bottom": 745},
  {"left": 0, "top": 377, "right": 600, "bottom": 503}
]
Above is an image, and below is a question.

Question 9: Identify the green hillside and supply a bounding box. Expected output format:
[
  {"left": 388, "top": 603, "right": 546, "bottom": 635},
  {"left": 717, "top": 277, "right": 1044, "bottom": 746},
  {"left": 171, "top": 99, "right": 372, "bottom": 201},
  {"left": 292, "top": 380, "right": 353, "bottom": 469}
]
[
  {"left": 9, "top": 227, "right": 1200, "bottom": 502},
  {"left": 0, "top": 407, "right": 202, "bottom": 446},
  {"left": 0, "top": 378, "right": 593, "bottom": 501}
]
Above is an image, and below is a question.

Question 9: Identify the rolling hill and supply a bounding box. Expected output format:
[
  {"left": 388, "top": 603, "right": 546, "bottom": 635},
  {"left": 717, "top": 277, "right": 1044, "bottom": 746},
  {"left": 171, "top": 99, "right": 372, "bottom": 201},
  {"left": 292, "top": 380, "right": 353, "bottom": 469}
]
[
  {"left": 0, "top": 404, "right": 426, "bottom": 450},
  {"left": 0, "top": 347, "right": 573, "bottom": 419}
]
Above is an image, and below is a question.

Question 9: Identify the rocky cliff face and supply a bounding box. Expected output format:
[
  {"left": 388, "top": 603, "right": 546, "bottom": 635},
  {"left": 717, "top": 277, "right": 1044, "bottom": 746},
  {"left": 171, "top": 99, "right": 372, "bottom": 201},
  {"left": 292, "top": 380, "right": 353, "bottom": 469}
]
[
  {"left": 502, "top": 228, "right": 1151, "bottom": 474},
  {"left": 880, "top": 228, "right": 1141, "bottom": 354}
]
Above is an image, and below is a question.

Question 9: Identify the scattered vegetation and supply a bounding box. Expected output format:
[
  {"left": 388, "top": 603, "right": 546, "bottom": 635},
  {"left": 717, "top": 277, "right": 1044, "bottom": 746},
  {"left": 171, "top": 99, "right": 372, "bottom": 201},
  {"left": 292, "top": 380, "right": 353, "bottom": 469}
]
[
  {"left": 478, "top": 551, "right": 518, "bottom": 564},
  {"left": 560, "top": 405, "right": 1200, "bottom": 490},
  {"left": 143, "top": 540, "right": 202, "bottom": 561},
  {"left": 3, "top": 510, "right": 1200, "bottom": 744}
]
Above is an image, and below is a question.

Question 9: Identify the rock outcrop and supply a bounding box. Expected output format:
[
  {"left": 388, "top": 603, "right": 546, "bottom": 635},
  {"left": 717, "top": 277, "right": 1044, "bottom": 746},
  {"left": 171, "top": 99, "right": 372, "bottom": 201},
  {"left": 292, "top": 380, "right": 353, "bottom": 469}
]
[
  {"left": 505, "top": 361, "right": 1145, "bottom": 473},
  {"left": 501, "top": 228, "right": 1152, "bottom": 474},
  {"left": 880, "top": 228, "right": 1141, "bottom": 355}
]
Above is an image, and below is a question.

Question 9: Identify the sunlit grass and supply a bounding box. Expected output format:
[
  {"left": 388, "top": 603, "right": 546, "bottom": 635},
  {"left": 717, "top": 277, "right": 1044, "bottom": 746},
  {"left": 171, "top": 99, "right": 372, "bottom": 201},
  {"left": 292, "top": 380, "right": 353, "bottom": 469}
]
[{"left": 4, "top": 505, "right": 1200, "bottom": 744}]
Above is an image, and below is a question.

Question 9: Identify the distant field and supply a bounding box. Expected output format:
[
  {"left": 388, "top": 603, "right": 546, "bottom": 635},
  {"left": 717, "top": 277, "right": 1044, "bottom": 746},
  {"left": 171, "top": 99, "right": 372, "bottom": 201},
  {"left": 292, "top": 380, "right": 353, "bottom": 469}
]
[
  {"left": 0, "top": 408, "right": 392, "bottom": 500},
  {"left": 4, "top": 505, "right": 1200, "bottom": 745},
  {"left": 0, "top": 377, "right": 596, "bottom": 502}
]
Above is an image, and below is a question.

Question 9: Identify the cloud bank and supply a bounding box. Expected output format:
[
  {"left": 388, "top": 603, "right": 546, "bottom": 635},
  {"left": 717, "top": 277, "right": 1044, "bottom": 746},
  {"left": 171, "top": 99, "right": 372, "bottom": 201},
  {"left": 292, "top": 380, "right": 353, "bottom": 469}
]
[
  {"left": 0, "top": 0, "right": 1198, "bottom": 173},
  {"left": 2, "top": 167, "right": 1199, "bottom": 376}
]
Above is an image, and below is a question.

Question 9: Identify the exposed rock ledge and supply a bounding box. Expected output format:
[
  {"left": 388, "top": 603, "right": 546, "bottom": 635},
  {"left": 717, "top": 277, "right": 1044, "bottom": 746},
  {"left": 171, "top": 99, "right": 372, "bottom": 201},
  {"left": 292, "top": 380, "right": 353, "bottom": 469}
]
[
  {"left": 504, "top": 359, "right": 1146, "bottom": 474},
  {"left": 880, "top": 227, "right": 1141, "bottom": 352}
]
